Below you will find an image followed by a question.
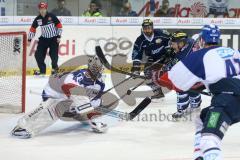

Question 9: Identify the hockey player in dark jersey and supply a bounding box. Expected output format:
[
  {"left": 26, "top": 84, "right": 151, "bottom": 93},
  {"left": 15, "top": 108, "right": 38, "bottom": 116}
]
[
  {"left": 131, "top": 19, "right": 171, "bottom": 99},
  {"left": 169, "top": 31, "right": 202, "bottom": 119}
]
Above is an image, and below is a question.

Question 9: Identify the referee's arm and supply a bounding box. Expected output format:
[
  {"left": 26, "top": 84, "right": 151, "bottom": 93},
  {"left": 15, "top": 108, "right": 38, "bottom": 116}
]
[
  {"left": 52, "top": 15, "right": 63, "bottom": 40},
  {"left": 28, "top": 18, "right": 38, "bottom": 43}
]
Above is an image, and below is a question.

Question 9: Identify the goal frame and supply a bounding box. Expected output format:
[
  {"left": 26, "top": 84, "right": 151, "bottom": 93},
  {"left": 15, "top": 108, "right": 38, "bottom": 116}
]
[{"left": 0, "top": 32, "right": 27, "bottom": 113}]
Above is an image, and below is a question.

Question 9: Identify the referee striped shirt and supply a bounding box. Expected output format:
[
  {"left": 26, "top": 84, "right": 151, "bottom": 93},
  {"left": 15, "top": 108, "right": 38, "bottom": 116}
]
[{"left": 28, "top": 12, "right": 62, "bottom": 40}]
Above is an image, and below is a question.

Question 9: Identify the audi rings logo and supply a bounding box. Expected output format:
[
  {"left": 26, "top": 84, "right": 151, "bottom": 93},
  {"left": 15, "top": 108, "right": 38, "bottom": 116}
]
[
  {"left": 0, "top": 17, "right": 9, "bottom": 23},
  {"left": 97, "top": 18, "right": 109, "bottom": 24},
  {"left": 84, "top": 37, "right": 133, "bottom": 56},
  {"left": 128, "top": 18, "right": 141, "bottom": 24},
  {"left": 59, "top": 17, "right": 75, "bottom": 24}
]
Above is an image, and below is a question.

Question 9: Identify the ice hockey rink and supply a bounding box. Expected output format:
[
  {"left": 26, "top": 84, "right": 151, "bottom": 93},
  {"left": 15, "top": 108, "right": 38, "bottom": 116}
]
[{"left": 1, "top": 75, "right": 240, "bottom": 160}]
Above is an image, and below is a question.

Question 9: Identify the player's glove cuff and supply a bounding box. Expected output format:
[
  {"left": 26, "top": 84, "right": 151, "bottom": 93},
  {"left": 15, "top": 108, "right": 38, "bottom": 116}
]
[{"left": 131, "top": 61, "right": 141, "bottom": 73}]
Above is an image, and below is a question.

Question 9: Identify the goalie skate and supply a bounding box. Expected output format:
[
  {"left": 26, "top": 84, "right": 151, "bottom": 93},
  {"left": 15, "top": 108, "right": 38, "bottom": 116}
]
[
  {"left": 11, "top": 126, "right": 32, "bottom": 139},
  {"left": 90, "top": 121, "right": 108, "bottom": 133}
]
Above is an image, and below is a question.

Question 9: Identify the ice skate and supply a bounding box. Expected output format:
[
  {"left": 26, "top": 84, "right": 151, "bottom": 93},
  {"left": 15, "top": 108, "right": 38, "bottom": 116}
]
[
  {"left": 11, "top": 126, "right": 32, "bottom": 139},
  {"left": 90, "top": 121, "right": 108, "bottom": 133}
]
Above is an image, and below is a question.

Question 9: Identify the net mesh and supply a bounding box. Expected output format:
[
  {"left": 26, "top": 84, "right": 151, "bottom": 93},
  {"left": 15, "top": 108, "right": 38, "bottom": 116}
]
[{"left": 0, "top": 33, "right": 26, "bottom": 113}]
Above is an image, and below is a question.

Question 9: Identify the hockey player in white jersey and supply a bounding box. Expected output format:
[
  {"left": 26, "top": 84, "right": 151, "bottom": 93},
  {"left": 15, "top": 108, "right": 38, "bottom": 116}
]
[
  {"left": 12, "top": 56, "right": 108, "bottom": 138},
  {"left": 152, "top": 24, "right": 240, "bottom": 160}
]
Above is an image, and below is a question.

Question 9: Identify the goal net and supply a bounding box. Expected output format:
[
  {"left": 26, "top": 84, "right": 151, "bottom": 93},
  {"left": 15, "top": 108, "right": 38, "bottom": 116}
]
[{"left": 0, "top": 32, "right": 27, "bottom": 113}]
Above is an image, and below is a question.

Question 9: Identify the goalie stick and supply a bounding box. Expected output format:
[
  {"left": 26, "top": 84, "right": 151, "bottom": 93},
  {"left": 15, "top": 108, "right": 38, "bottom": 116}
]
[{"left": 29, "top": 86, "right": 151, "bottom": 120}]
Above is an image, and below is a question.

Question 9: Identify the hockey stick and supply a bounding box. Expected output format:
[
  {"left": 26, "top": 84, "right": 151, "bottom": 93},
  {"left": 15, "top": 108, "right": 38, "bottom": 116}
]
[
  {"left": 96, "top": 97, "right": 151, "bottom": 120},
  {"left": 96, "top": 45, "right": 168, "bottom": 79},
  {"left": 96, "top": 46, "right": 147, "bottom": 79},
  {"left": 102, "top": 76, "right": 132, "bottom": 95},
  {"left": 96, "top": 45, "right": 213, "bottom": 97},
  {"left": 29, "top": 84, "right": 151, "bottom": 120},
  {"left": 95, "top": 79, "right": 152, "bottom": 120}
]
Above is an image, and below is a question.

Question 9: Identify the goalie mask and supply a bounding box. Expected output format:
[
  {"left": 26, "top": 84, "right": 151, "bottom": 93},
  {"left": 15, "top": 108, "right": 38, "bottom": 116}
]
[{"left": 88, "top": 56, "right": 103, "bottom": 80}]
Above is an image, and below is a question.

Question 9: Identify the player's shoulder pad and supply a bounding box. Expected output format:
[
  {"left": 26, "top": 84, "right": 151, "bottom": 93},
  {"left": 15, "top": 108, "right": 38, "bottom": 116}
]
[
  {"left": 135, "top": 34, "right": 145, "bottom": 44},
  {"left": 80, "top": 69, "right": 89, "bottom": 77},
  {"left": 96, "top": 78, "right": 105, "bottom": 90},
  {"left": 183, "top": 46, "right": 220, "bottom": 64},
  {"left": 154, "top": 29, "right": 171, "bottom": 38},
  {"left": 72, "top": 69, "right": 86, "bottom": 77},
  {"left": 187, "top": 38, "right": 195, "bottom": 46},
  {"left": 137, "top": 33, "right": 145, "bottom": 40}
]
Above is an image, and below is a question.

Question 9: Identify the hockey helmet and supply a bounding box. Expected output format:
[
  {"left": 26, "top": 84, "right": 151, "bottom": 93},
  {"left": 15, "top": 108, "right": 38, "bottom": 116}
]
[
  {"left": 171, "top": 31, "right": 188, "bottom": 43},
  {"left": 199, "top": 24, "right": 221, "bottom": 44},
  {"left": 142, "top": 19, "right": 153, "bottom": 28}
]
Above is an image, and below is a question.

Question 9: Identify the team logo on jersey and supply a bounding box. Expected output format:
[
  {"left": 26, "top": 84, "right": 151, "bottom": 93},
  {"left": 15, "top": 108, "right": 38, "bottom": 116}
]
[
  {"left": 37, "top": 19, "right": 42, "bottom": 25},
  {"left": 13, "top": 37, "right": 21, "bottom": 55},
  {"left": 155, "top": 38, "right": 162, "bottom": 44}
]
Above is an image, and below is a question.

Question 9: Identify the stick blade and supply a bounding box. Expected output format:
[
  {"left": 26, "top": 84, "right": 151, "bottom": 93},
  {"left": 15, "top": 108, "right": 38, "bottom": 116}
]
[{"left": 129, "top": 97, "right": 151, "bottom": 120}]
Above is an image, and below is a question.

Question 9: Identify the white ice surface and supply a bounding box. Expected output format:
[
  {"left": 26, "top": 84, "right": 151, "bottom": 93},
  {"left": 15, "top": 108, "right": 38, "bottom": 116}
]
[{"left": 0, "top": 75, "right": 240, "bottom": 160}]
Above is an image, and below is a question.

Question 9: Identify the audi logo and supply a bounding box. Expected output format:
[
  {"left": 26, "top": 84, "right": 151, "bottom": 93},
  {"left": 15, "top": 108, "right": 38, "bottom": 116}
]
[
  {"left": 97, "top": 18, "right": 109, "bottom": 24},
  {"left": 60, "top": 17, "right": 74, "bottom": 23},
  {"left": 0, "top": 17, "right": 9, "bottom": 23},
  {"left": 84, "top": 37, "right": 133, "bottom": 56}
]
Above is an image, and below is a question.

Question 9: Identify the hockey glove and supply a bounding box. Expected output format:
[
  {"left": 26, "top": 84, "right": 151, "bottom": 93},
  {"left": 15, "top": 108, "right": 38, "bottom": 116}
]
[{"left": 131, "top": 61, "right": 141, "bottom": 78}]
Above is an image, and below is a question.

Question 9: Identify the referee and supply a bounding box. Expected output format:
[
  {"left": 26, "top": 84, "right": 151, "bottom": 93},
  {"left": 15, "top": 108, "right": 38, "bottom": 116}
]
[{"left": 28, "top": 2, "right": 63, "bottom": 75}]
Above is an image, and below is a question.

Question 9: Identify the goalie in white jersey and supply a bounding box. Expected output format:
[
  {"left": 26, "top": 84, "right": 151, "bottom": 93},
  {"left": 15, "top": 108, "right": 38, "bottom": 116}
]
[
  {"left": 12, "top": 56, "right": 108, "bottom": 138},
  {"left": 152, "top": 24, "right": 240, "bottom": 160}
]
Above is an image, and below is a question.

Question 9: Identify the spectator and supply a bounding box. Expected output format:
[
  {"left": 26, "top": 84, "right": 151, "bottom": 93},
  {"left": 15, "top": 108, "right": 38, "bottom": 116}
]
[
  {"left": 154, "top": 0, "right": 174, "bottom": 17},
  {"left": 82, "top": 0, "right": 103, "bottom": 17},
  {"left": 109, "top": 0, "right": 127, "bottom": 16},
  {"left": 51, "top": 0, "right": 72, "bottom": 16},
  {"left": 206, "top": 0, "right": 229, "bottom": 17},
  {"left": 118, "top": 1, "right": 137, "bottom": 17}
]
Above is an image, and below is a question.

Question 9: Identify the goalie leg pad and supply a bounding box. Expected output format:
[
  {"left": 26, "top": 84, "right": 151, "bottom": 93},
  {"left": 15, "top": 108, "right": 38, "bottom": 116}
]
[{"left": 15, "top": 99, "right": 67, "bottom": 137}]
